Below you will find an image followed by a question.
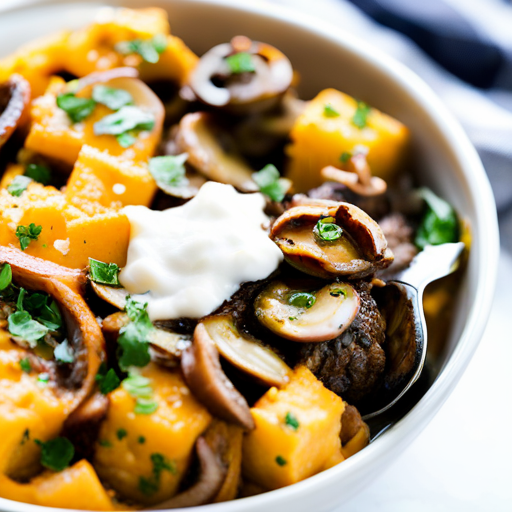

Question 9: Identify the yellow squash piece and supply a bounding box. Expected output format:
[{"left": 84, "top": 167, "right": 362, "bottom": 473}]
[
  {"left": 0, "top": 163, "right": 24, "bottom": 190},
  {"left": 242, "top": 365, "right": 344, "bottom": 490},
  {"left": 285, "top": 88, "right": 409, "bottom": 192},
  {"left": 0, "top": 183, "right": 130, "bottom": 269},
  {"left": 94, "top": 364, "right": 212, "bottom": 505},
  {"left": 66, "top": 145, "right": 157, "bottom": 208}
]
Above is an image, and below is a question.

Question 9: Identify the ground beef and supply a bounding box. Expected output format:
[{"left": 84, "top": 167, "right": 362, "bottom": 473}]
[{"left": 296, "top": 281, "right": 386, "bottom": 404}]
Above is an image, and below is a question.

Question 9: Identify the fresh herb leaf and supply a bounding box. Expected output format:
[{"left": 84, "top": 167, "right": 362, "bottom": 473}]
[
  {"left": 314, "top": 217, "right": 343, "bottom": 242},
  {"left": 149, "top": 154, "right": 189, "bottom": 193},
  {"left": 139, "top": 476, "right": 159, "bottom": 496},
  {"left": 330, "top": 288, "right": 347, "bottom": 298},
  {"left": 351, "top": 101, "right": 371, "bottom": 129},
  {"left": 0, "top": 263, "right": 12, "bottom": 291},
  {"left": 36, "top": 299, "right": 62, "bottom": 331},
  {"left": 92, "top": 85, "right": 133, "bottom": 111},
  {"left": 16, "top": 287, "right": 26, "bottom": 311},
  {"left": 339, "top": 151, "right": 352, "bottom": 164},
  {"left": 99, "top": 440, "right": 113, "bottom": 448},
  {"left": 288, "top": 292, "right": 316, "bottom": 309},
  {"left": 116, "top": 35, "right": 167, "bottom": 64},
  {"left": 25, "top": 163, "right": 51, "bottom": 185},
  {"left": 324, "top": 104, "right": 340, "bottom": 118},
  {"left": 8, "top": 311, "right": 48, "bottom": 347},
  {"left": 54, "top": 339, "right": 74, "bottom": 363},
  {"left": 37, "top": 372, "right": 50, "bottom": 384},
  {"left": 94, "top": 106, "right": 154, "bottom": 138},
  {"left": 225, "top": 52, "right": 255, "bottom": 74},
  {"left": 285, "top": 412, "right": 300, "bottom": 431},
  {"left": 275, "top": 455, "right": 287, "bottom": 466},
  {"left": 7, "top": 175, "right": 32, "bottom": 197},
  {"left": 138, "top": 453, "right": 176, "bottom": 496},
  {"left": 57, "top": 92, "right": 96, "bottom": 123},
  {"left": 134, "top": 399, "right": 159, "bottom": 415},
  {"left": 89, "top": 258, "right": 120, "bottom": 286},
  {"left": 35, "top": 437, "right": 74, "bottom": 472},
  {"left": 97, "top": 368, "right": 121, "bottom": 395},
  {"left": 253, "top": 164, "right": 287, "bottom": 202},
  {"left": 122, "top": 372, "right": 158, "bottom": 415},
  {"left": 116, "top": 132, "right": 137, "bottom": 148},
  {"left": 19, "top": 357, "right": 31, "bottom": 373},
  {"left": 16, "top": 223, "right": 42, "bottom": 251},
  {"left": 116, "top": 428, "right": 128, "bottom": 440},
  {"left": 415, "top": 188, "right": 459, "bottom": 250},
  {"left": 138, "top": 436, "right": 146, "bottom": 444}
]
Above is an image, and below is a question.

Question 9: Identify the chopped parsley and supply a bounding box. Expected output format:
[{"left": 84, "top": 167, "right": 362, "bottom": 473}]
[
  {"left": 117, "top": 297, "right": 152, "bottom": 370},
  {"left": 0, "top": 263, "right": 12, "bottom": 291},
  {"left": 98, "top": 440, "right": 113, "bottom": 448},
  {"left": 56, "top": 92, "right": 96, "bottom": 123},
  {"left": 15, "top": 223, "right": 42, "bottom": 251},
  {"left": 115, "top": 34, "right": 167, "bottom": 64},
  {"left": 19, "top": 357, "right": 31, "bottom": 373},
  {"left": 37, "top": 373, "right": 50, "bottom": 385},
  {"left": 116, "top": 428, "right": 128, "bottom": 441},
  {"left": 139, "top": 453, "right": 177, "bottom": 496},
  {"left": 148, "top": 154, "right": 189, "bottom": 194},
  {"left": 35, "top": 437, "right": 75, "bottom": 472},
  {"left": 116, "top": 132, "right": 137, "bottom": 148},
  {"left": 314, "top": 217, "right": 343, "bottom": 242},
  {"left": 8, "top": 311, "right": 48, "bottom": 348},
  {"left": 25, "top": 163, "right": 51, "bottom": 185},
  {"left": 351, "top": 101, "right": 371, "bottom": 129},
  {"left": 288, "top": 292, "right": 316, "bottom": 309},
  {"left": 96, "top": 367, "right": 121, "bottom": 395},
  {"left": 285, "top": 412, "right": 300, "bottom": 431},
  {"left": 415, "top": 188, "right": 459, "bottom": 250},
  {"left": 275, "top": 455, "right": 287, "bottom": 466},
  {"left": 122, "top": 372, "right": 158, "bottom": 415},
  {"left": 7, "top": 175, "right": 32, "bottom": 197},
  {"left": 330, "top": 288, "right": 347, "bottom": 298},
  {"left": 339, "top": 151, "right": 352, "bottom": 164},
  {"left": 324, "top": 104, "right": 340, "bottom": 118},
  {"left": 225, "top": 52, "right": 255, "bottom": 74},
  {"left": 89, "top": 258, "right": 120, "bottom": 286},
  {"left": 138, "top": 436, "right": 146, "bottom": 444},
  {"left": 253, "top": 164, "right": 287, "bottom": 202},
  {"left": 54, "top": 339, "right": 74, "bottom": 363},
  {"left": 92, "top": 85, "right": 133, "bottom": 111}
]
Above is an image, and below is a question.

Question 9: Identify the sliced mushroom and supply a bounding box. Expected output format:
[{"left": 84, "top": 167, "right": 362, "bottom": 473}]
[
  {"left": 189, "top": 36, "right": 293, "bottom": 115},
  {"left": 271, "top": 203, "right": 394, "bottom": 279},
  {"left": 90, "top": 281, "right": 128, "bottom": 310},
  {"left": 201, "top": 314, "right": 291, "bottom": 387},
  {"left": 181, "top": 323, "right": 255, "bottom": 430},
  {"left": 175, "top": 112, "right": 254, "bottom": 190},
  {"left": 149, "top": 437, "right": 226, "bottom": 510},
  {"left": 254, "top": 280, "right": 360, "bottom": 343},
  {"left": 0, "top": 74, "right": 30, "bottom": 149},
  {"left": 0, "top": 246, "right": 105, "bottom": 412}
]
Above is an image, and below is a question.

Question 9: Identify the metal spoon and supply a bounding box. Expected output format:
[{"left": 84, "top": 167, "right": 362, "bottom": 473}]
[{"left": 361, "top": 242, "right": 465, "bottom": 421}]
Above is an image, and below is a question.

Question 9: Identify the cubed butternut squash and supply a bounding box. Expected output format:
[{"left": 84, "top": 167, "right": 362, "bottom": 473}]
[
  {"left": 66, "top": 145, "right": 157, "bottom": 208},
  {"left": 242, "top": 365, "right": 344, "bottom": 490},
  {"left": 0, "top": 163, "right": 24, "bottom": 190},
  {"left": 94, "top": 364, "right": 211, "bottom": 505},
  {"left": 285, "top": 88, "right": 409, "bottom": 192},
  {"left": 0, "top": 183, "right": 130, "bottom": 269}
]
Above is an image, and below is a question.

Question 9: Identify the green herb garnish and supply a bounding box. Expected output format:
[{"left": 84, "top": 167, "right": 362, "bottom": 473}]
[
  {"left": 314, "top": 217, "right": 343, "bottom": 242},
  {"left": 96, "top": 368, "right": 121, "bottom": 395},
  {"left": 57, "top": 92, "right": 96, "bottom": 123},
  {"left": 89, "top": 258, "right": 120, "bottom": 286},
  {"left": 94, "top": 106, "right": 154, "bottom": 136},
  {"left": 330, "top": 288, "right": 347, "bottom": 298},
  {"left": 7, "top": 175, "right": 32, "bottom": 197},
  {"left": 339, "top": 151, "right": 352, "bottom": 164},
  {"left": 275, "top": 455, "right": 287, "bottom": 466},
  {"left": 115, "top": 34, "right": 167, "bottom": 64},
  {"left": 415, "top": 188, "right": 459, "bottom": 250},
  {"left": 99, "top": 440, "right": 113, "bottom": 448},
  {"left": 37, "top": 373, "right": 50, "bottom": 385},
  {"left": 35, "top": 437, "right": 74, "bottom": 472},
  {"left": 116, "top": 428, "right": 128, "bottom": 441},
  {"left": 351, "top": 101, "right": 371, "bottom": 129},
  {"left": 21, "top": 429, "right": 30, "bottom": 444},
  {"left": 138, "top": 436, "right": 146, "bottom": 444},
  {"left": 0, "top": 263, "right": 12, "bottom": 291},
  {"left": 324, "top": 104, "right": 340, "bottom": 118},
  {"left": 92, "top": 85, "right": 133, "bottom": 111},
  {"left": 25, "top": 163, "right": 51, "bottom": 185},
  {"left": 116, "top": 132, "right": 137, "bottom": 148},
  {"left": 288, "top": 292, "right": 316, "bottom": 309},
  {"left": 285, "top": 412, "right": 300, "bottom": 431},
  {"left": 122, "top": 372, "right": 158, "bottom": 415},
  {"left": 8, "top": 311, "right": 48, "bottom": 347},
  {"left": 54, "top": 339, "right": 74, "bottom": 363},
  {"left": 16, "top": 223, "right": 42, "bottom": 251},
  {"left": 149, "top": 154, "right": 189, "bottom": 193},
  {"left": 253, "top": 164, "right": 287, "bottom": 202},
  {"left": 139, "top": 453, "right": 177, "bottom": 496},
  {"left": 19, "top": 357, "right": 31, "bottom": 373},
  {"left": 225, "top": 52, "right": 255, "bottom": 74}
]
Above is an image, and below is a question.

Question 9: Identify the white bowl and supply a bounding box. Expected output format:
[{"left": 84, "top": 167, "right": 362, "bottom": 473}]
[{"left": 0, "top": 1, "right": 499, "bottom": 511}]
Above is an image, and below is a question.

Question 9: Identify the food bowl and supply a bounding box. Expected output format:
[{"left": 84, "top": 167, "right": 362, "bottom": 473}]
[{"left": 0, "top": 0, "right": 499, "bottom": 511}]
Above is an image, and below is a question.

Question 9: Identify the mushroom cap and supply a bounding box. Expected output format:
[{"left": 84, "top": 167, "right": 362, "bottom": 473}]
[
  {"left": 0, "top": 74, "right": 30, "bottom": 149},
  {"left": 271, "top": 203, "right": 394, "bottom": 279}
]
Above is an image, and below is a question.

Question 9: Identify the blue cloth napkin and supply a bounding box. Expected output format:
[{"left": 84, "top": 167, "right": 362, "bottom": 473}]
[{"left": 274, "top": 0, "right": 512, "bottom": 249}]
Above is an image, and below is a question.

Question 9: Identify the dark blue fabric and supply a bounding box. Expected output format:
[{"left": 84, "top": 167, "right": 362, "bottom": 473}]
[{"left": 347, "top": 0, "right": 510, "bottom": 89}]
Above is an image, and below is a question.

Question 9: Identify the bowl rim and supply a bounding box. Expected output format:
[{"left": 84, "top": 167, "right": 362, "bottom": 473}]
[{"left": 0, "top": 0, "right": 500, "bottom": 511}]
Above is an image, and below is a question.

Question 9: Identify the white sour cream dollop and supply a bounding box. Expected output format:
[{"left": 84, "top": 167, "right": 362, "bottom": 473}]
[{"left": 119, "top": 182, "right": 283, "bottom": 321}]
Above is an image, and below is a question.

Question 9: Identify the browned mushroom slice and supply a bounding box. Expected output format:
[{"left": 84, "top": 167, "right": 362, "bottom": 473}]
[
  {"left": 90, "top": 281, "right": 128, "bottom": 310},
  {"left": 0, "top": 74, "right": 30, "bottom": 149},
  {"left": 0, "top": 246, "right": 104, "bottom": 411},
  {"left": 201, "top": 314, "right": 292, "bottom": 387},
  {"left": 189, "top": 36, "right": 293, "bottom": 115},
  {"left": 271, "top": 203, "right": 394, "bottom": 279},
  {"left": 149, "top": 437, "right": 227, "bottom": 510},
  {"left": 254, "top": 280, "right": 360, "bottom": 343},
  {"left": 181, "top": 323, "right": 255, "bottom": 430},
  {"left": 175, "top": 112, "right": 254, "bottom": 190}
]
